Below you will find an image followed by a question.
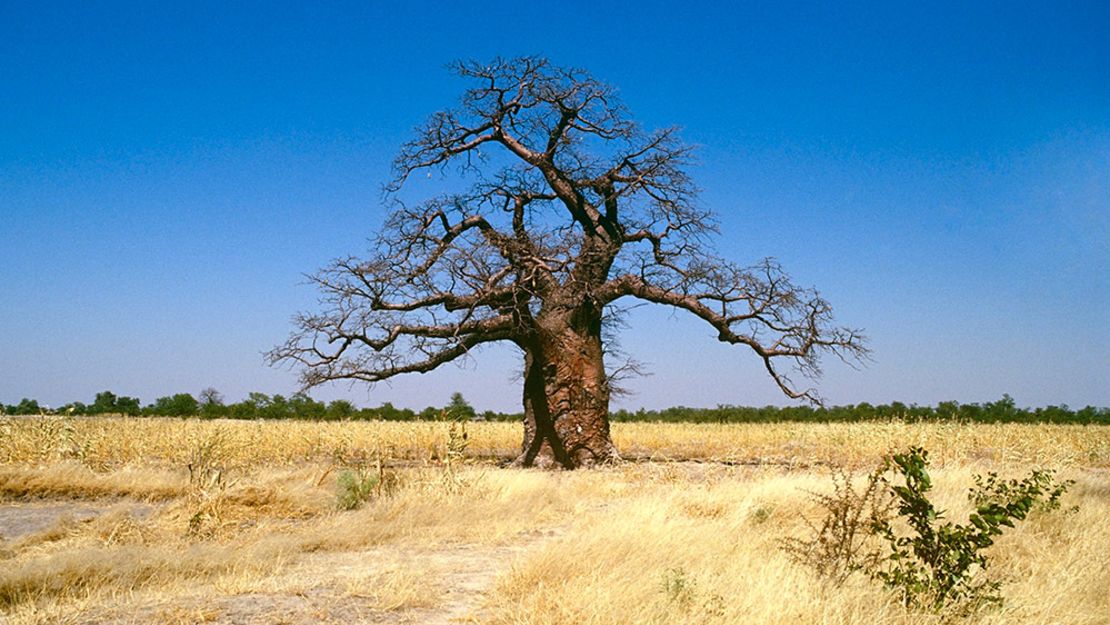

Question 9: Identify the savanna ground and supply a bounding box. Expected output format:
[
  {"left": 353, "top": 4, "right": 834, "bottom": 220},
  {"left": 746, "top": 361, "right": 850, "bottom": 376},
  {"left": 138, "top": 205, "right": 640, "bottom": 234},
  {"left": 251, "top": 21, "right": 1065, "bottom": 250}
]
[{"left": 1, "top": 417, "right": 1108, "bottom": 625}]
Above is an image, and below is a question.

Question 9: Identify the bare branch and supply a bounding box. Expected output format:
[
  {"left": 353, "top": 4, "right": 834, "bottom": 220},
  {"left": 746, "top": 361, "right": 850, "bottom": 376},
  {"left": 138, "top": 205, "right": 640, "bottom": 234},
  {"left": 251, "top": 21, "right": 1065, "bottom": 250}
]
[
  {"left": 268, "top": 310, "right": 519, "bottom": 387},
  {"left": 597, "top": 260, "right": 869, "bottom": 403}
]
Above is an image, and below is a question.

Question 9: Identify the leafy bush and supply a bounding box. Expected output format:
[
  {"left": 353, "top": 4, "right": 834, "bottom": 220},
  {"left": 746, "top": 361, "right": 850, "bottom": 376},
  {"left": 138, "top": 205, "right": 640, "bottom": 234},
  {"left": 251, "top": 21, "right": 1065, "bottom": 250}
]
[
  {"left": 336, "top": 469, "right": 379, "bottom": 511},
  {"left": 787, "top": 446, "right": 1075, "bottom": 612},
  {"left": 336, "top": 462, "right": 397, "bottom": 511},
  {"left": 873, "top": 447, "right": 1073, "bottom": 610},
  {"left": 969, "top": 469, "right": 1074, "bottom": 513}
]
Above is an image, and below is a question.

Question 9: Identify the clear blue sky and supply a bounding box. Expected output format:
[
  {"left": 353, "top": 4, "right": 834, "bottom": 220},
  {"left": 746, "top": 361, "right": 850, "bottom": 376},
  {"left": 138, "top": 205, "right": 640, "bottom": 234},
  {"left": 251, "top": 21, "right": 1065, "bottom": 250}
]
[{"left": 2, "top": 1, "right": 1107, "bottom": 411}]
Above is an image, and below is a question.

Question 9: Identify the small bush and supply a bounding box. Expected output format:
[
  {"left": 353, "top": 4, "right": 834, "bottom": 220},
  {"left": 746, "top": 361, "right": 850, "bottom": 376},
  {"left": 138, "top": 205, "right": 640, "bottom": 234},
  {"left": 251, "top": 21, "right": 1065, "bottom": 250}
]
[
  {"left": 872, "top": 447, "right": 1074, "bottom": 610},
  {"left": 336, "top": 469, "right": 379, "bottom": 511},
  {"left": 786, "top": 446, "right": 1075, "bottom": 613},
  {"left": 661, "top": 567, "right": 696, "bottom": 608},
  {"left": 659, "top": 566, "right": 725, "bottom": 617},
  {"left": 336, "top": 461, "right": 397, "bottom": 511},
  {"left": 781, "top": 462, "right": 894, "bottom": 582},
  {"left": 749, "top": 504, "right": 773, "bottom": 525}
]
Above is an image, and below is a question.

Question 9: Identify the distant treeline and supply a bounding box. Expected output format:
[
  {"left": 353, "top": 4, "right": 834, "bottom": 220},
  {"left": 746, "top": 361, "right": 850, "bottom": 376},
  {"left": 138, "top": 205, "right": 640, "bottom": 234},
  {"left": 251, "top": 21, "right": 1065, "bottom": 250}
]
[
  {"left": 2, "top": 390, "right": 1107, "bottom": 425},
  {"left": 610, "top": 397, "right": 1110, "bottom": 424}
]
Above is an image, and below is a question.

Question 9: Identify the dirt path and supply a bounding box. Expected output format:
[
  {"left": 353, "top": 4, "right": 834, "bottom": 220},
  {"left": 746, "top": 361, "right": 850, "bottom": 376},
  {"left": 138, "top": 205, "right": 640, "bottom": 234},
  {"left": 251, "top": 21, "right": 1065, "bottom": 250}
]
[
  {"left": 291, "top": 528, "right": 562, "bottom": 625},
  {"left": 67, "top": 528, "right": 560, "bottom": 625},
  {"left": 406, "top": 535, "right": 556, "bottom": 624}
]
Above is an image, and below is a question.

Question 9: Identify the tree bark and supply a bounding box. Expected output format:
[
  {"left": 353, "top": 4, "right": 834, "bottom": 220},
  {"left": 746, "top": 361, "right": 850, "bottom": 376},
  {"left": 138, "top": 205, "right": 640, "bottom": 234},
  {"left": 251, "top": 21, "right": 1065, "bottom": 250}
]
[{"left": 512, "top": 306, "right": 620, "bottom": 469}]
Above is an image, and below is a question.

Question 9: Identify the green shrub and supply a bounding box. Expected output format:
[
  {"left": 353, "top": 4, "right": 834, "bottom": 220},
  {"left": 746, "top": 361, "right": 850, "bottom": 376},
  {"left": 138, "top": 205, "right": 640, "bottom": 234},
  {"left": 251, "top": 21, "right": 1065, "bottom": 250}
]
[
  {"left": 786, "top": 446, "right": 1075, "bottom": 613},
  {"left": 336, "top": 469, "right": 378, "bottom": 511},
  {"left": 969, "top": 468, "right": 1074, "bottom": 513},
  {"left": 661, "top": 567, "right": 696, "bottom": 608},
  {"left": 871, "top": 447, "right": 1073, "bottom": 611},
  {"left": 335, "top": 463, "right": 397, "bottom": 511}
]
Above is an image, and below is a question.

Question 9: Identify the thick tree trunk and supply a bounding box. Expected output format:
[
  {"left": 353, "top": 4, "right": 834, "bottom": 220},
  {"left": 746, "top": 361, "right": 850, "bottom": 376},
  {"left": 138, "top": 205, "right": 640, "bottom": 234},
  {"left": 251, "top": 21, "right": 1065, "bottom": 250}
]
[{"left": 511, "top": 306, "right": 620, "bottom": 469}]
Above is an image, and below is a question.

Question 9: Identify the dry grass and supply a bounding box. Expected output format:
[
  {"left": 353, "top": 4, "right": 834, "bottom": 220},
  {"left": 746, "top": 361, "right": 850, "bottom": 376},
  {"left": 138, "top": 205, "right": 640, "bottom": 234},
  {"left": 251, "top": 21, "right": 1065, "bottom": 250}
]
[
  {"left": 3, "top": 416, "right": 1109, "bottom": 468},
  {"left": 485, "top": 466, "right": 1110, "bottom": 625},
  {"left": 341, "top": 559, "right": 442, "bottom": 611},
  {"left": 0, "top": 416, "right": 1107, "bottom": 624},
  {"left": 0, "top": 462, "right": 184, "bottom": 501}
]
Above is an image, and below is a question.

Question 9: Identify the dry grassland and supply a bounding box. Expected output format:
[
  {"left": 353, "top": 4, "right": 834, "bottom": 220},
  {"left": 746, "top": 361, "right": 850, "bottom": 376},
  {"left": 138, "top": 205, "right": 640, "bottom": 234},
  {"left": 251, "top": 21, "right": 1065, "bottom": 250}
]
[{"left": 1, "top": 416, "right": 1108, "bottom": 624}]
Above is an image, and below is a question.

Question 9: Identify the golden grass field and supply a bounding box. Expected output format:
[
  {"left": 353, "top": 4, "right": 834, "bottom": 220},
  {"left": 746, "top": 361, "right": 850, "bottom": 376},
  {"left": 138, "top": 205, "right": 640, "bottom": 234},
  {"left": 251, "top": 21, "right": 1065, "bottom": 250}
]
[{"left": 1, "top": 416, "right": 1108, "bottom": 624}]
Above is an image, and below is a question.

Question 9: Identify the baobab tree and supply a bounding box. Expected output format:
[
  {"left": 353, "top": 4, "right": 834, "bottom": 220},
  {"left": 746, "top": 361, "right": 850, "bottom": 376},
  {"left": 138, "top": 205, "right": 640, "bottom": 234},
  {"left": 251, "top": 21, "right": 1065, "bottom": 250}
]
[{"left": 269, "top": 57, "right": 867, "bottom": 469}]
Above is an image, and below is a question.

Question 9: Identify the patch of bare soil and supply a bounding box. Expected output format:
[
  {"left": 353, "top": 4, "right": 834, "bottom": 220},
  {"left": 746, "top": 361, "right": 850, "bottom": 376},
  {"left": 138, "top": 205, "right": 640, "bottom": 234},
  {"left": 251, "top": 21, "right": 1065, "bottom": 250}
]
[
  {"left": 398, "top": 535, "right": 559, "bottom": 625},
  {"left": 65, "top": 528, "right": 561, "bottom": 625},
  {"left": 0, "top": 501, "right": 155, "bottom": 542}
]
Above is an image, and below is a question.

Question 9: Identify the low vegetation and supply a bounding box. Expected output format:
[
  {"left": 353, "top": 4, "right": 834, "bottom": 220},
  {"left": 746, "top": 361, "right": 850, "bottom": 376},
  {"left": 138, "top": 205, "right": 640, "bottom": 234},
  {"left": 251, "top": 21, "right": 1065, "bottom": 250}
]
[
  {"left": 0, "top": 416, "right": 1106, "bottom": 624},
  {"left": 785, "top": 447, "right": 1077, "bottom": 613},
  {"left": 4, "top": 391, "right": 1108, "bottom": 424}
]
